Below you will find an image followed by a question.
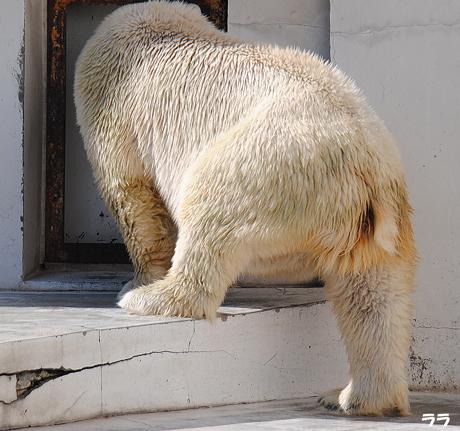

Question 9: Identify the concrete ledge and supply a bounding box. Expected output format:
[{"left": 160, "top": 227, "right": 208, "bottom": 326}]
[{"left": 0, "top": 288, "right": 348, "bottom": 430}]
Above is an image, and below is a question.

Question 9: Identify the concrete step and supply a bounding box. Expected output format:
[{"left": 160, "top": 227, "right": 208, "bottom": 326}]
[{"left": 0, "top": 286, "right": 349, "bottom": 430}]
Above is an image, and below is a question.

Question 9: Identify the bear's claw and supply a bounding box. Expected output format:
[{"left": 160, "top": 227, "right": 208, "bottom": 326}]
[{"left": 317, "top": 388, "right": 342, "bottom": 412}]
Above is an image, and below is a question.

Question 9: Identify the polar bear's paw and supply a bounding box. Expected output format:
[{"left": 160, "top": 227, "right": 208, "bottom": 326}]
[
  {"left": 117, "top": 266, "right": 170, "bottom": 300},
  {"left": 117, "top": 279, "right": 219, "bottom": 321},
  {"left": 318, "top": 386, "right": 375, "bottom": 415},
  {"left": 317, "top": 384, "right": 409, "bottom": 416},
  {"left": 318, "top": 386, "right": 380, "bottom": 416}
]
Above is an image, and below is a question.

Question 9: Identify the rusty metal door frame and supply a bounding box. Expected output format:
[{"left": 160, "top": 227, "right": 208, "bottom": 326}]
[{"left": 45, "top": 0, "right": 228, "bottom": 263}]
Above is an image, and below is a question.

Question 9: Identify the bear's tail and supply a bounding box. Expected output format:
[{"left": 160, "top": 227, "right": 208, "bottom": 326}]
[
  {"left": 343, "top": 183, "right": 416, "bottom": 275},
  {"left": 310, "top": 180, "right": 417, "bottom": 276}
]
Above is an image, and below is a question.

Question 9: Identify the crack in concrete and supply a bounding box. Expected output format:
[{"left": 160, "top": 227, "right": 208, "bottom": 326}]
[
  {"left": 264, "top": 352, "right": 278, "bottom": 366},
  {"left": 209, "top": 348, "right": 309, "bottom": 373},
  {"left": 0, "top": 368, "right": 70, "bottom": 405},
  {"left": 331, "top": 21, "right": 460, "bottom": 37},
  {"left": 0, "top": 350, "right": 178, "bottom": 405},
  {"left": 16, "top": 369, "right": 69, "bottom": 399},
  {"left": 0, "top": 342, "right": 308, "bottom": 405},
  {"left": 413, "top": 325, "right": 460, "bottom": 331},
  {"left": 49, "top": 390, "right": 89, "bottom": 426},
  {"left": 123, "top": 417, "right": 157, "bottom": 429},
  {"left": 230, "top": 22, "right": 329, "bottom": 31},
  {"left": 0, "top": 348, "right": 243, "bottom": 405},
  {"left": 187, "top": 320, "right": 196, "bottom": 352},
  {"left": 99, "top": 331, "right": 103, "bottom": 414}
]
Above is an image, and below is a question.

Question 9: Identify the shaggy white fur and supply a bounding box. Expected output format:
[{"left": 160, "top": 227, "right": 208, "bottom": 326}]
[{"left": 74, "top": 1, "right": 417, "bottom": 416}]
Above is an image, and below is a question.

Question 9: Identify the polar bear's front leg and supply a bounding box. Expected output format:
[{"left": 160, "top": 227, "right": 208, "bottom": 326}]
[
  {"left": 105, "top": 179, "right": 177, "bottom": 298},
  {"left": 118, "top": 223, "right": 247, "bottom": 320}
]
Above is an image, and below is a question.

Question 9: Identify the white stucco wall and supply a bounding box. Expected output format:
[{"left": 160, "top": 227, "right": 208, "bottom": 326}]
[
  {"left": 228, "top": 0, "right": 330, "bottom": 59},
  {"left": 330, "top": 0, "right": 460, "bottom": 391},
  {"left": 0, "top": 1, "right": 25, "bottom": 288}
]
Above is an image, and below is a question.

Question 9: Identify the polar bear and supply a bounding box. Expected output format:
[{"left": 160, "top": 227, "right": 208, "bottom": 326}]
[{"left": 74, "top": 1, "right": 417, "bottom": 416}]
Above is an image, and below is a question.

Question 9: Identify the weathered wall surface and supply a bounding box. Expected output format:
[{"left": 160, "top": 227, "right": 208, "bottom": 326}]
[
  {"left": 330, "top": 0, "right": 460, "bottom": 391},
  {"left": 0, "top": 1, "right": 25, "bottom": 288},
  {"left": 228, "top": 0, "right": 330, "bottom": 59}
]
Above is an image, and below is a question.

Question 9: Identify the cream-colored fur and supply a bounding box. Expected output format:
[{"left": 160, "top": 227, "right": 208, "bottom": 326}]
[{"left": 74, "top": 1, "right": 417, "bottom": 416}]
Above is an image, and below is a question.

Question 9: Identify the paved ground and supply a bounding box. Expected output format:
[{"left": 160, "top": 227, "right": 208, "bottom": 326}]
[{"left": 14, "top": 392, "right": 460, "bottom": 430}]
